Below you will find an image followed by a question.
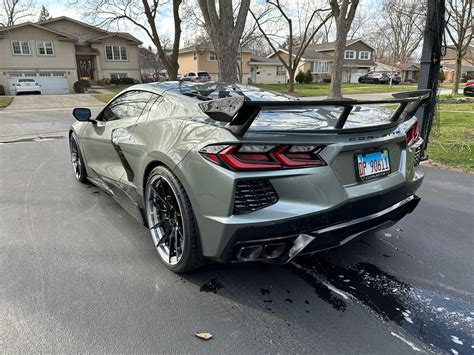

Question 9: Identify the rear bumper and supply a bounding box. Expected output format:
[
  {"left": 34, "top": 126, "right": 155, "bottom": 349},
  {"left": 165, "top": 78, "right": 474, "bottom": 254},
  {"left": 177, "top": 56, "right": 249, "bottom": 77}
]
[{"left": 213, "top": 178, "right": 422, "bottom": 263}]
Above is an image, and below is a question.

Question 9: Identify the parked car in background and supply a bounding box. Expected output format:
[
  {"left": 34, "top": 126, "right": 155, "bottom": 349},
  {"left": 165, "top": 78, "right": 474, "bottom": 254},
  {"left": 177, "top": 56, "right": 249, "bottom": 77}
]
[
  {"left": 464, "top": 79, "right": 474, "bottom": 87},
  {"left": 183, "top": 72, "right": 211, "bottom": 82},
  {"left": 389, "top": 73, "right": 402, "bottom": 84},
  {"left": 13, "top": 78, "right": 42, "bottom": 95},
  {"left": 358, "top": 72, "right": 399, "bottom": 85},
  {"left": 464, "top": 80, "right": 474, "bottom": 96}
]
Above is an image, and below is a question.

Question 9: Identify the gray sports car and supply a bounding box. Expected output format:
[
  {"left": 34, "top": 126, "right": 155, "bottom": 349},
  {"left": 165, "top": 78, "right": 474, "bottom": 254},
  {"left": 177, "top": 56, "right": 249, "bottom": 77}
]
[{"left": 69, "top": 82, "right": 429, "bottom": 272}]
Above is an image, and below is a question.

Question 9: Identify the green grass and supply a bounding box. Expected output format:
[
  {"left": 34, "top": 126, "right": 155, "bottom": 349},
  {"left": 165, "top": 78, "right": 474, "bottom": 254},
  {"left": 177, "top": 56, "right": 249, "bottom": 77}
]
[
  {"left": 92, "top": 93, "right": 116, "bottom": 103},
  {"left": 255, "top": 83, "right": 418, "bottom": 97},
  {"left": 427, "top": 107, "right": 474, "bottom": 172},
  {"left": 0, "top": 96, "right": 14, "bottom": 108},
  {"left": 91, "top": 84, "right": 133, "bottom": 103}
]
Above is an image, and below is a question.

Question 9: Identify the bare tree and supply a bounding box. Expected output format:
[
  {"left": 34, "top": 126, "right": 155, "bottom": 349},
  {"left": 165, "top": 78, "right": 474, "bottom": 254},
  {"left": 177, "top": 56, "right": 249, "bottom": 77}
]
[
  {"left": 328, "top": 0, "right": 359, "bottom": 100},
  {"left": 446, "top": 0, "right": 473, "bottom": 95},
  {"left": 0, "top": 0, "right": 37, "bottom": 26},
  {"left": 250, "top": 0, "right": 332, "bottom": 93},
  {"left": 74, "top": 0, "right": 183, "bottom": 80},
  {"left": 377, "top": 0, "right": 425, "bottom": 63},
  {"left": 198, "top": 0, "right": 251, "bottom": 83}
]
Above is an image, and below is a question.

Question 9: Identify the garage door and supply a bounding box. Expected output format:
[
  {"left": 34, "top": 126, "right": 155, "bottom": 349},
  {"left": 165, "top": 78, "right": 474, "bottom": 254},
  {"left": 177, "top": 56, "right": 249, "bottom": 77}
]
[
  {"left": 7, "top": 72, "right": 69, "bottom": 95},
  {"left": 351, "top": 69, "right": 368, "bottom": 83}
]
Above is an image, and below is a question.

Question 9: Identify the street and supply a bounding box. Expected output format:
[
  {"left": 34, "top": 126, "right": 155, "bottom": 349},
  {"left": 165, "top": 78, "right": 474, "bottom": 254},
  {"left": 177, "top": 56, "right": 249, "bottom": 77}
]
[{"left": 1, "top": 123, "right": 473, "bottom": 353}]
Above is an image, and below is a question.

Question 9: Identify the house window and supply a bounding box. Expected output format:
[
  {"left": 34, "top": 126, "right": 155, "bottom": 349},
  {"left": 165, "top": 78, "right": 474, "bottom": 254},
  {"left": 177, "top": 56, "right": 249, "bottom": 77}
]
[
  {"left": 105, "top": 45, "right": 128, "bottom": 61},
  {"left": 312, "top": 61, "right": 329, "bottom": 73},
  {"left": 11, "top": 41, "right": 30, "bottom": 55},
  {"left": 276, "top": 65, "right": 286, "bottom": 76},
  {"left": 193, "top": 51, "right": 197, "bottom": 60},
  {"left": 208, "top": 51, "right": 217, "bottom": 61},
  {"left": 344, "top": 50, "right": 356, "bottom": 60},
  {"left": 37, "top": 41, "right": 54, "bottom": 55},
  {"left": 359, "top": 51, "right": 371, "bottom": 60},
  {"left": 110, "top": 73, "right": 128, "bottom": 80}
]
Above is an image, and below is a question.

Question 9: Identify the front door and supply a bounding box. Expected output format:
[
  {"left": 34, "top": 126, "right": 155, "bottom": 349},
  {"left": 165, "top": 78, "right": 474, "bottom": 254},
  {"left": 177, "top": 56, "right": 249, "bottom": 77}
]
[
  {"left": 80, "top": 90, "right": 156, "bottom": 186},
  {"left": 77, "top": 58, "right": 94, "bottom": 80}
]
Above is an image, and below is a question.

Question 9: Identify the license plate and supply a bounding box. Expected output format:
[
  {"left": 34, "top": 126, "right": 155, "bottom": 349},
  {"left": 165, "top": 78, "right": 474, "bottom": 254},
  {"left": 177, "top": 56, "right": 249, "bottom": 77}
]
[{"left": 356, "top": 149, "right": 391, "bottom": 181}]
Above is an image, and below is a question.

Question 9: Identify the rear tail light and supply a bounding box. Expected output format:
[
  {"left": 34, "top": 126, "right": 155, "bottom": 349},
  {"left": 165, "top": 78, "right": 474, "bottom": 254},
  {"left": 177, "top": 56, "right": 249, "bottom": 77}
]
[
  {"left": 406, "top": 121, "right": 419, "bottom": 146},
  {"left": 199, "top": 144, "right": 326, "bottom": 171}
]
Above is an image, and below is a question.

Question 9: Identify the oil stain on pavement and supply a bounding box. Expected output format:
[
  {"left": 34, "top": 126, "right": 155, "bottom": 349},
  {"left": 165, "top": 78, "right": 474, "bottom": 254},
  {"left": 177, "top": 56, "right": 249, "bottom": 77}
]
[{"left": 292, "top": 257, "right": 474, "bottom": 354}]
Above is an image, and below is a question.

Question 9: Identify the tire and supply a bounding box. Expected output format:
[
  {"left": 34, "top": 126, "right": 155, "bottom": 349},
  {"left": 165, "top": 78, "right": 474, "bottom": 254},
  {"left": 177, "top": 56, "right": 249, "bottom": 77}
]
[
  {"left": 145, "top": 166, "right": 203, "bottom": 273},
  {"left": 69, "top": 133, "right": 88, "bottom": 183}
]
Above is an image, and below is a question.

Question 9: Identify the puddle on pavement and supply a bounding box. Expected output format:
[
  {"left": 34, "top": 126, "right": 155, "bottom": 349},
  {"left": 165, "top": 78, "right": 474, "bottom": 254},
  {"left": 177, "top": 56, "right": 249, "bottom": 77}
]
[
  {"left": 0, "top": 135, "right": 65, "bottom": 144},
  {"left": 292, "top": 258, "right": 473, "bottom": 354},
  {"left": 200, "top": 279, "right": 223, "bottom": 294}
]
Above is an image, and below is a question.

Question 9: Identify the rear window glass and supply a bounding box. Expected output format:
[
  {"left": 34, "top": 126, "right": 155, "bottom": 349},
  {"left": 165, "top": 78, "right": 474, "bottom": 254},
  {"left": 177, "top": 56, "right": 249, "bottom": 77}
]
[
  {"left": 250, "top": 105, "right": 395, "bottom": 132},
  {"left": 19, "top": 79, "right": 35, "bottom": 82},
  {"left": 197, "top": 72, "right": 209, "bottom": 76}
]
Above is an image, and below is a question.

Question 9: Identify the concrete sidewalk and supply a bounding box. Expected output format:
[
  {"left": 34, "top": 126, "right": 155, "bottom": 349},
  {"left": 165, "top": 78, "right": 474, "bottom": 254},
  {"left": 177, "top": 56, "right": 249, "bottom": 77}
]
[
  {"left": 301, "top": 88, "right": 453, "bottom": 101},
  {"left": 5, "top": 93, "right": 104, "bottom": 110}
]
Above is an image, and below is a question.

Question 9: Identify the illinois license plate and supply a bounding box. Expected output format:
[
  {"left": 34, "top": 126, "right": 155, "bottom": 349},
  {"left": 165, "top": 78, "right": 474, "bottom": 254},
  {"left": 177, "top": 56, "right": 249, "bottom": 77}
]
[{"left": 356, "top": 149, "right": 391, "bottom": 181}]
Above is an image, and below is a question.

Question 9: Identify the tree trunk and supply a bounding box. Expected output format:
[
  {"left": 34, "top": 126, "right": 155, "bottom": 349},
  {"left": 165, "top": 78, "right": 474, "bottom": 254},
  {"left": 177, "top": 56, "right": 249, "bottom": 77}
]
[
  {"left": 328, "top": 28, "right": 346, "bottom": 100},
  {"left": 288, "top": 69, "right": 295, "bottom": 94},
  {"left": 167, "top": 61, "right": 179, "bottom": 81},
  {"left": 217, "top": 44, "right": 238, "bottom": 82},
  {"left": 452, "top": 55, "right": 462, "bottom": 95}
]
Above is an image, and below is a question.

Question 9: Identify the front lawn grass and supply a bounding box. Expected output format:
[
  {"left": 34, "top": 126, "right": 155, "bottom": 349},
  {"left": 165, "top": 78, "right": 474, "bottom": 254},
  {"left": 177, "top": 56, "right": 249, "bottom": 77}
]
[
  {"left": 92, "top": 93, "right": 116, "bottom": 103},
  {"left": 427, "top": 105, "right": 474, "bottom": 172},
  {"left": 255, "top": 83, "right": 417, "bottom": 97},
  {"left": 0, "top": 96, "right": 14, "bottom": 108}
]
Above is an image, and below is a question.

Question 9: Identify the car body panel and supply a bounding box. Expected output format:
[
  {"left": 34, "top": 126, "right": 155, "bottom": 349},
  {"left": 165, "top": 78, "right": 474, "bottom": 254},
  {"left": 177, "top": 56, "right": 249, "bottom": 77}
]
[{"left": 70, "top": 82, "right": 427, "bottom": 263}]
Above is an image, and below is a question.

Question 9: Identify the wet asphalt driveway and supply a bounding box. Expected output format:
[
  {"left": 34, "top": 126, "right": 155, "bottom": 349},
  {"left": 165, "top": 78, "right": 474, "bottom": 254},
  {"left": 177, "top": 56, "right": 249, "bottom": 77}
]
[{"left": 0, "top": 139, "right": 473, "bottom": 354}]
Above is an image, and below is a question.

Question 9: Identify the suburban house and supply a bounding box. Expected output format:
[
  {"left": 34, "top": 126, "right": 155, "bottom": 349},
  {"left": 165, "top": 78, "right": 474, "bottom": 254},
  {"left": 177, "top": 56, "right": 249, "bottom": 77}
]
[
  {"left": 248, "top": 55, "right": 286, "bottom": 84},
  {"left": 373, "top": 61, "right": 420, "bottom": 83},
  {"left": 139, "top": 46, "right": 166, "bottom": 82},
  {"left": 0, "top": 16, "right": 142, "bottom": 95},
  {"left": 177, "top": 43, "right": 252, "bottom": 82},
  {"left": 266, "top": 39, "right": 377, "bottom": 84},
  {"left": 441, "top": 45, "right": 474, "bottom": 82}
]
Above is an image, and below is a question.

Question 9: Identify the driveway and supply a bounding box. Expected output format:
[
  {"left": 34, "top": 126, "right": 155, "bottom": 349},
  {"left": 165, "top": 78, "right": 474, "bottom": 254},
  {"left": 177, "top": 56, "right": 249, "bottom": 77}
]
[
  {"left": 0, "top": 139, "right": 472, "bottom": 353},
  {"left": 5, "top": 93, "right": 104, "bottom": 110},
  {"left": 0, "top": 94, "right": 104, "bottom": 140}
]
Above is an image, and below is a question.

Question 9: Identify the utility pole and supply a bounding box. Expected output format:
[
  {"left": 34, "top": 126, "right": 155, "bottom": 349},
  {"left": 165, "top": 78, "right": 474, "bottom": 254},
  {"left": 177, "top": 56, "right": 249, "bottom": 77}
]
[{"left": 416, "top": 0, "right": 446, "bottom": 157}]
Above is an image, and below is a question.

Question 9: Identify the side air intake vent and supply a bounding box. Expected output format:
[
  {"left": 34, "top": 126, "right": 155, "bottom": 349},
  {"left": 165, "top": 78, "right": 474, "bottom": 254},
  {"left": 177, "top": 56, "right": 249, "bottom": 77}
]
[
  {"left": 414, "top": 145, "right": 422, "bottom": 166},
  {"left": 233, "top": 180, "right": 279, "bottom": 215}
]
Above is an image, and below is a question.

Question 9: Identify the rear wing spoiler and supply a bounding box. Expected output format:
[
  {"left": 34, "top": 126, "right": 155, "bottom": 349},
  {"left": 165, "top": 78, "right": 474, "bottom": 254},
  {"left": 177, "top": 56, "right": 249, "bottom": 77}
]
[{"left": 198, "top": 89, "right": 431, "bottom": 136}]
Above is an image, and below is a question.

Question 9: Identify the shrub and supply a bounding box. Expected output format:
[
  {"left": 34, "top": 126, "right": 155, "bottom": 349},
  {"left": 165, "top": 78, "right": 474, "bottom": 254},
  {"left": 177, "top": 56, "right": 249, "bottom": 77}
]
[
  {"left": 78, "top": 79, "right": 90, "bottom": 88},
  {"left": 110, "top": 77, "right": 135, "bottom": 85},
  {"left": 0, "top": 85, "right": 5, "bottom": 96},
  {"left": 303, "top": 69, "right": 313, "bottom": 84},
  {"left": 73, "top": 81, "right": 85, "bottom": 93},
  {"left": 439, "top": 69, "right": 445, "bottom": 82},
  {"left": 295, "top": 70, "right": 305, "bottom": 84}
]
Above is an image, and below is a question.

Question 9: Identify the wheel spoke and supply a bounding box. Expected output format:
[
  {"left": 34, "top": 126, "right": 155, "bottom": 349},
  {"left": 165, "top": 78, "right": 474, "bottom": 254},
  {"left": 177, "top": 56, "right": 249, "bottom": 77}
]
[
  {"left": 149, "top": 218, "right": 168, "bottom": 230},
  {"left": 151, "top": 183, "right": 171, "bottom": 209},
  {"left": 156, "top": 228, "right": 171, "bottom": 247}
]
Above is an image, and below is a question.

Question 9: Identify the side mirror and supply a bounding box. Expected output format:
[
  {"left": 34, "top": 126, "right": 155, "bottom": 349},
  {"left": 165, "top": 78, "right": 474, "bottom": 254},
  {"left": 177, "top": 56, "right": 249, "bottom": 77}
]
[{"left": 73, "top": 108, "right": 92, "bottom": 122}]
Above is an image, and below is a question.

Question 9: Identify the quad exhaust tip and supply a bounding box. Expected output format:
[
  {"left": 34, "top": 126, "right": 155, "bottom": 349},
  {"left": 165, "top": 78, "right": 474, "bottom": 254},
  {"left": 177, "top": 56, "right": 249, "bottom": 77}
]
[{"left": 236, "top": 243, "right": 287, "bottom": 262}]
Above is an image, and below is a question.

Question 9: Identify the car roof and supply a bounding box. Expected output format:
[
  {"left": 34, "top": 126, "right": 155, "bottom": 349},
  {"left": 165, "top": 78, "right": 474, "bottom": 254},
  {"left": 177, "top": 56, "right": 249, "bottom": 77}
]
[{"left": 124, "top": 82, "right": 295, "bottom": 103}]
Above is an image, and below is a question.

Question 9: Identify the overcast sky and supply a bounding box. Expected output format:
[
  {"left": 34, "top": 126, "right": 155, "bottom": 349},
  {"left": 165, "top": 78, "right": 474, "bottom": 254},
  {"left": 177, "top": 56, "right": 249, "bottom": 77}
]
[{"left": 34, "top": 0, "right": 380, "bottom": 49}]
